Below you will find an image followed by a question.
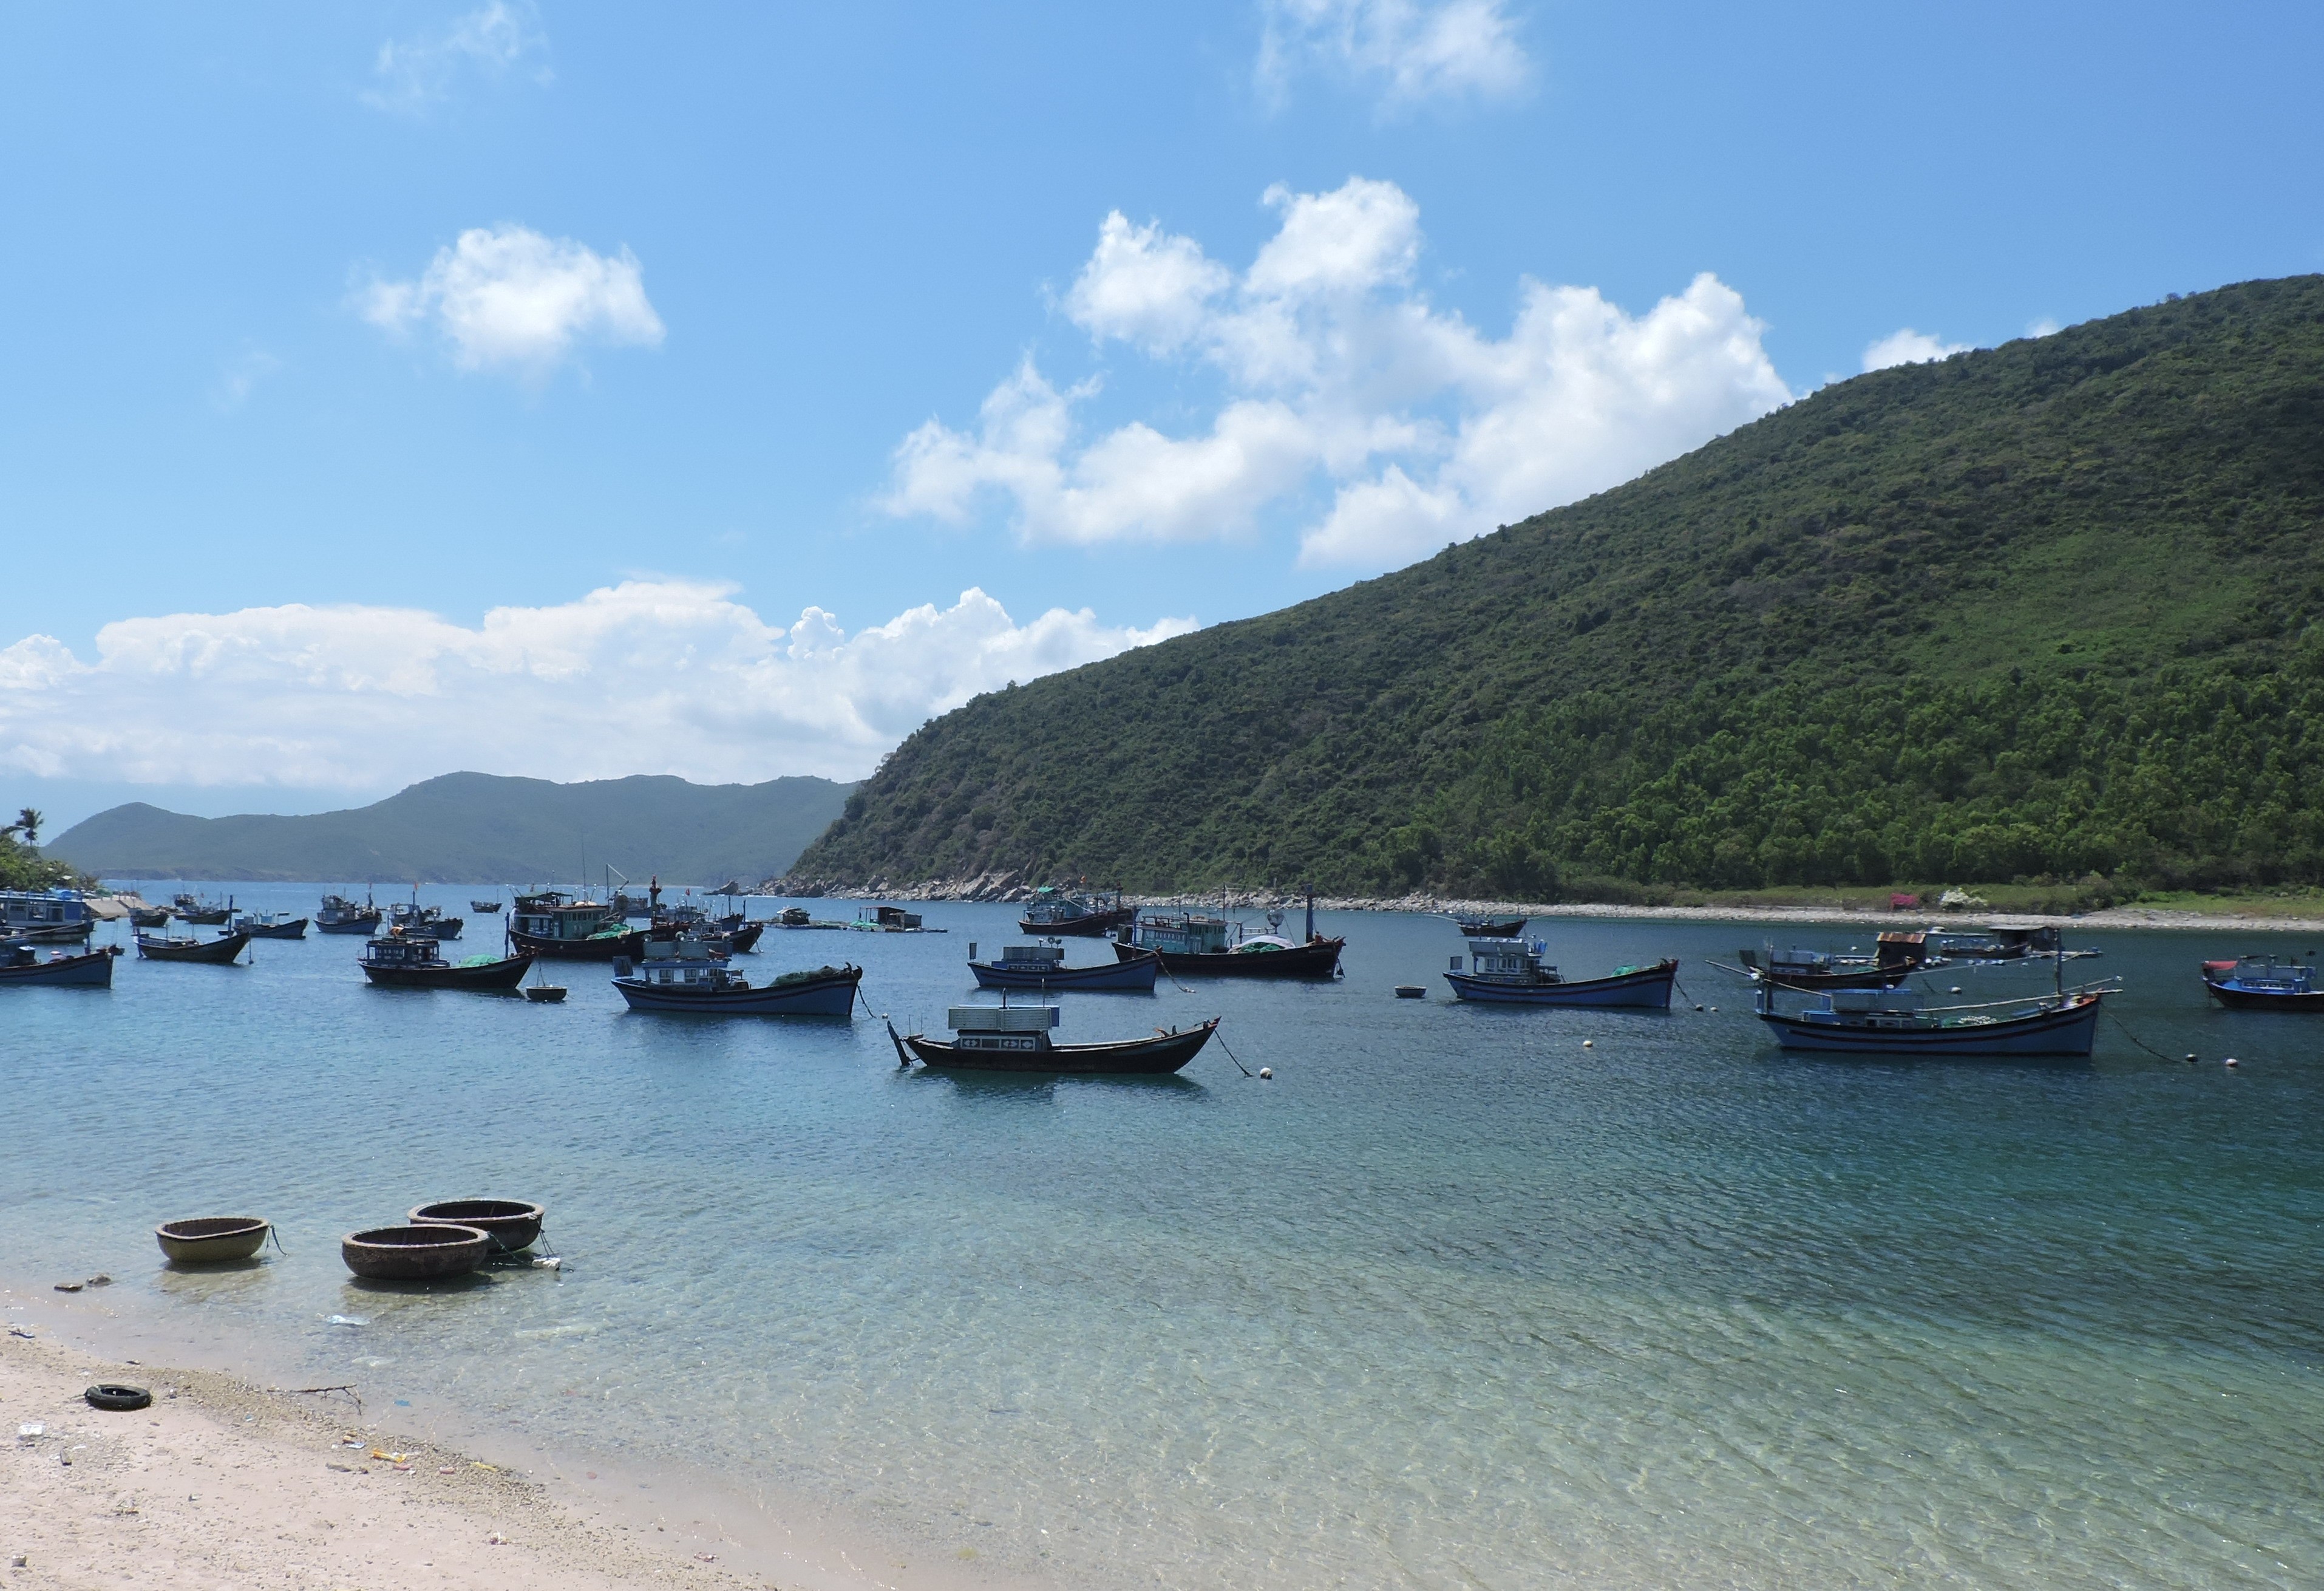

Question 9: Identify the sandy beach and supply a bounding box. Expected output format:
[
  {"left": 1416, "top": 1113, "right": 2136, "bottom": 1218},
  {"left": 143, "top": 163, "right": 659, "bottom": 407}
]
[{"left": 1, "top": 1303, "right": 1019, "bottom": 1591}]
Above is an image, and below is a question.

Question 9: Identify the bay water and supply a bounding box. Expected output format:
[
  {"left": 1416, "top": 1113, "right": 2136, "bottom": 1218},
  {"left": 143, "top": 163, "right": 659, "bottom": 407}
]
[{"left": 4, "top": 888, "right": 2320, "bottom": 1587}]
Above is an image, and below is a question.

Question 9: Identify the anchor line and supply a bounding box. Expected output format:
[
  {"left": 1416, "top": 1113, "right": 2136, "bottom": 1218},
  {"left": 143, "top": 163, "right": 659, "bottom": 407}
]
[
  {"left": 1212, "top": 1026, "right": 1255, "bottom": 1078},
  {"left": 2104, "top": 1007, "right": 2184, "bottom": 1064}
]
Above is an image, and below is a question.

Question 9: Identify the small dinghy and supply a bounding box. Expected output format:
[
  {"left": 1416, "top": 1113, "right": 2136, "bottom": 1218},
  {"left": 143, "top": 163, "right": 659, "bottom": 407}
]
[
  {"left": 470, "top": 899, "right": 504, "bottom": 913},
  {"left": 155, "top": 1216, "right": 271, "bottom": 1265},
  {"left": 341, "top": 1223, "right": 491, "bottom": 1281},
  {"left": 523, "top": 983, "right": 567, "bottom": 1003},
  {"left": 135, "top": 929, "right": 251, "bottom": 965},
  {"left": 410, "top": 1199, "right": 543, "bottom": 1254},
  {"left": 1454, "top": 914, "right": 1526, "bottom": 939}
]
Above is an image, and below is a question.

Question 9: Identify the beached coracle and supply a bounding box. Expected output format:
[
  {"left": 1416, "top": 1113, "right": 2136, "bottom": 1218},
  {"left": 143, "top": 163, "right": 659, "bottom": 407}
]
[
  {"left": 409, "top": 1199, "right": 544, "bottom": 1253},
  {"left": 340, "top": 1223, "right": 492, "bottom": 1281},
  {"left": 155, "top": 1216, "right": 272, "bottom": 1264}
]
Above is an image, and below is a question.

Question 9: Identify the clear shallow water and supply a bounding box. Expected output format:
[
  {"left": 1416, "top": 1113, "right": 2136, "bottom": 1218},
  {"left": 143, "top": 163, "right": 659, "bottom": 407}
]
[{"left": 5, "top": 888, "right": 2322, "bottom": 1587}]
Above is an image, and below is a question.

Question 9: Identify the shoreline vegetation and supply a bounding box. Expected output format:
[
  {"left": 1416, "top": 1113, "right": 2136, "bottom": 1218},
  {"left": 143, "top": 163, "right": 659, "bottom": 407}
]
[{"left": 769, "top": 871, "right": 2324, "bottom": 933}]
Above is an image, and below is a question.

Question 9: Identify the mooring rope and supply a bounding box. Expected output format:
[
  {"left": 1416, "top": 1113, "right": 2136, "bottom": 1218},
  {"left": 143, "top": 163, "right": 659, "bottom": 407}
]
[{"left": 2105, "top": 1007, "right": 2187, "bottom": 1064}]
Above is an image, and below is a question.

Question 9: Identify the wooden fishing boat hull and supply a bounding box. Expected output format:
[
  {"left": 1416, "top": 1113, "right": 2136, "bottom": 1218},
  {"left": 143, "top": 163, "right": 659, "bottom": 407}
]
[
  {"left": 173, "top": 908, "right": 231, "bottom": 926},
  {"left": 611, "top": 963, "right": 861, "bottom": 1015},
  {"left": 1446, "top": 958, "right": 1677, "bottom": 1007},
  {"left": 135, "top": 931, "right": 250, "bottom": 965},
  {"left": 361, "top": 953, "right": 535, "bottom": 990},
  {"left": 1754, "top": 966, "right": 1913, "bottom": 992},
  {"left": 2202, "top": 978, "right": 2324, "bottom": 1010},
  {"left": 410, "top": 1199, "right": 543, "bottom": 1254},
  {"left": 510, "top": 925, "right": 647, "bottom": 960},
  {"left": 894, "top": 1018, "right": 1219, "bottom": 1075},
  {"left": 1114, "top": 937, "right": 1345, "bottom": 978},
  {"left": 1019, "top": 907, "right": 1135, "bottom": 938},
  {"left": 972, "top": 950, "right": 1160, "bottom": 991},
  {"left": 1456, "top": 916, "right": 1527, "bottom": 939},
  {"left": 155, "top": 1216, "right": 270, "bottom": 1264},
  {"left": 0, "top": 947, "right": 116, "bottom": 987},
  {"left": 240, "top": 918, "right": 310, "bottom": 939},
  {"left": 723, "top": 920, "right": 764, "bottom": 953},
  {"left": 341, "top": 1224, "right": 491, "bottom": 1281},
  {"left": 1761, "top": 993, "right": 2103, "bottom": 1055},
  {"left": 315, "top": 915, "right": 382, "bottom": 935},
  {"left": 10, "top": 921, "right": 93, "bottom": 944}
]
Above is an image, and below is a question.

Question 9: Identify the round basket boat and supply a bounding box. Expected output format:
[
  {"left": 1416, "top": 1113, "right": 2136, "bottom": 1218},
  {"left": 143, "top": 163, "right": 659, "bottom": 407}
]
[
  {"left": 341, "top": 1224, "right": 491, "bottom": 1281},
  {"left": 408, "top": 1199, "right": 544, "bottom": 1254},
  {"left": 155, "top": 1216, "right": 271, "bottom": 1266}
]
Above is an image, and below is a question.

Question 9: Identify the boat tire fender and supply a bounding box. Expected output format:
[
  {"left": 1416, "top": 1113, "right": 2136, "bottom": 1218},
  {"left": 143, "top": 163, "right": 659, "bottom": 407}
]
[{"left": 85, "top": 1383, "right": 152, "bottom": 1411}]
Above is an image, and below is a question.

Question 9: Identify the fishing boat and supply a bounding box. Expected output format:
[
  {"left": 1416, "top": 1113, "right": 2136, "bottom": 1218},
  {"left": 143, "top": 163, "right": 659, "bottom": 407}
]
[
  {"left": 358, "top": 935, "right": 532, "bottom": 990},
  {"left": 1755, "top": 983, "right": 2106, "bottom": 1055},
  {"left": 970, "top": 939, "right": 1161, "bottom": 991},
  {"left": 154, "top": 1216, "right": 271, "bottom": 1265},
  {"left": 340, "top": 1224, "right": 491, "bottom": 1281},
  {"left": 1, "top": 888, "right": 97, "bottom": 944},
  {"left": 170, "top": 891, "right": 233, "bottom": 925},
  {"left": 0, "top": 942, "right": 117, "bottom": 987},
  {"left": 610, "top": 938, "right": 861, "bottom": 1015},
  {"left": 470, "top": 899, "right": 503, "bottom": 913},
  {"left": 1733, "top": 943, "right": 1917, "bottom": 991},
  {"left": 135, "top": 928, "right": 251, "bottom": 964},
  {"left": 410, "top": 1199, "right": 543, "bottom": 1253},
  {"left": 2201, "top": 955, "right": 2324, "bottom": 1010},
  {"left": 508, "top": 891, "right": 645, "bottom": 959},
  {"left": 1114, "top": 894, "right": 1344, "bottom": 979},
  {"left": 315, "top": 894, "right": 383, "bottom": 935},
  {"left": 125, "top": 901, "right": 172, "bottom": 928},
  {"left": 1922, "top": 921, "right": 2099, "bottom": 961},
  {"left": 888, "top": 1002, "right": 1220, "bottom": 1075},
  {"left": 1445, "top": 938, "right": 1677, "bottom": 1007},
  {"left": 388, "top": 898, "right": 463, "bottom": 940},
  {"left": 233, "top": 910, "right": 310, "bottom": 939},
  {"left": 1019, "top": 886, "right": 1135, "bottom": 938},
  {"left": 1453, "top": 913, "right": 1526, "bottom": 939}
]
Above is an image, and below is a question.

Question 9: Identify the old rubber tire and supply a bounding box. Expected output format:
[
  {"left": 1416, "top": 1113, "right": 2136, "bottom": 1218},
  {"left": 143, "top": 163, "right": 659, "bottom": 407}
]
[{"left": 84, "top": 1383, "right": 151, "bottom": 1411}]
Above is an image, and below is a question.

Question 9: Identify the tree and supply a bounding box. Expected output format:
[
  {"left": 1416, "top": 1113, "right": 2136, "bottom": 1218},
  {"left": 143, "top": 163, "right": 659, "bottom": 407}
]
[{"left": 12, "top": 807, "right": 42, "bottom": 849}]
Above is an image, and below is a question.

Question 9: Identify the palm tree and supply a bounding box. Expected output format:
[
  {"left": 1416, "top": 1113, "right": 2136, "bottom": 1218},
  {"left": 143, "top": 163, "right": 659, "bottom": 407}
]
[{"left": 13, "top": 807, "right": 41, "bottom": 849}]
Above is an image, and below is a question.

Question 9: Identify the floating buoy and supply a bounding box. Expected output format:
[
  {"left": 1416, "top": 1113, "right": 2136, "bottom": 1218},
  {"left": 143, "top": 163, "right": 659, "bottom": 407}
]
[
  {"left": 1708, "top": 1006, "right": 1718, "bottom": 1013},
  {"left": 2184, "top": 1053, "right": 2198, "bottom": 1063},
  {"left": 1950, "top": 986, "right": 1963, "bottom": 994},
  {"left": 2224, "top": 1057, "right": 2240, "bottom": 1068},
  {"left": 1258, "top": 1067, "right": 1272, "bottom": 1080},
  {"left": 1693, "top": 1004, "right": 1705, "bottom": 1012},
  {"left": 1582, "top": 1038, "right": 1594, "bottom": 1049}
]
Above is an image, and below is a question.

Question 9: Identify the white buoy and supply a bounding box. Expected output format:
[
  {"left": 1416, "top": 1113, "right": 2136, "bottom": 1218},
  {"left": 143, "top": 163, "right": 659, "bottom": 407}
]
[
  {"left": 1582, "top": 1038, "right": 1593, "bottom": 1049},
  {"left": 1708, "top": 1006, "right": 1718, "bottom": 1013},
  {"left": 2185, "top": 1053, "right": 2198, "bottom": 1063},
  {"left": 1950, "top": 986, "right": 1963, "bottom": 994},
  {"left": 1259, "top": 1067, "right": 1272, "bottom": 1080},
  {"left": 2224, "top": 1057, "right": 2240, "bottom": 1068},
  {"left": 1694, "top": 1004, "right": 1705, "bottom": 1012}
]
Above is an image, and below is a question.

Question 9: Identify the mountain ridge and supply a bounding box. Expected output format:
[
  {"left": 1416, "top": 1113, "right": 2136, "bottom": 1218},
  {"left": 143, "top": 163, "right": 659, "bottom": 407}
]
[
  {"left": 49, "top": 771, "right": 854, "bottom": 885},
  {"left": 789, "top": 276, "right": 2324, "bottom": 896}
]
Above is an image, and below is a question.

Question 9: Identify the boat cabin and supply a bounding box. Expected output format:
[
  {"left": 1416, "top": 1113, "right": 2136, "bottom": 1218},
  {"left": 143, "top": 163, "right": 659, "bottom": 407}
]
[
  {"left": 617, "top": 938, "right": 747, "bottom": 990},
  {"left": 988, "top": 942, "right": 1066, "bottom": 970},
  {"left": 1926, "top": 922, "right": 2061, "bottom": 959},
  {"left": 1132, "top": 911, "right": 1236, "bottom": 955},
  {"left": 855, "top": 904, "right": 924, "bottom": 930},
  {"left": 2205, "top": 956, "right": 2315, "bottom": 995},
  {"left": 1, "top": 889, "right": 89, "bottom": 934},
  {"left": 362, "top": 936, "right": 446, "bottom": 970},
  {"left": 946, "top": 1003, "right": 1058, "bottom": 1053},
  {"left": 1455, "top": 938, "right": 1561, "bottom": 986},
  {"left": 512, "top": 891, "right": 623, "bottom": 944},
  {"left": 1799, "top": 988, "right": 1925, "bottom": 1027}
]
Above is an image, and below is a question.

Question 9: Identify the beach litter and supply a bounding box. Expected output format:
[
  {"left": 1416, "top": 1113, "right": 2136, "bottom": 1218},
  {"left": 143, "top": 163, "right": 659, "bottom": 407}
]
[
  {"left": 486, "top": 1532, "right": 511, "bottom": 1545},
  {"left": 52, "top": 1281, "right": 81, "bottom": 1292},
  {"left": 8, "top": 1326, "right": 34, "bottom": 1339},
  {"left": 18, "top": 1422, "right": 45, "bottom": 1439},
  {"left": 324, "top": 1315, "right": 369, "bottom": 1327}
]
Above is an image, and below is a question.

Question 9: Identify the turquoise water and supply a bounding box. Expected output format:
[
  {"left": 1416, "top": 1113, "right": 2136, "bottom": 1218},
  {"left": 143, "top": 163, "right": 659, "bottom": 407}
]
[{"left": 5, "top": 889, "right": 2323, "bottom": 1587}]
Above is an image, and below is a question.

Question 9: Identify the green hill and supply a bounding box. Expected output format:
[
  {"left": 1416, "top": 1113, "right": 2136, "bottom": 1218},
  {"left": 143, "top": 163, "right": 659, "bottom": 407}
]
[
  {"left": 49, "top": 772, "right": 854, "bottom": 885},
  {"left": 790, "top": 276, "right": 2324, "bottom": 898}
]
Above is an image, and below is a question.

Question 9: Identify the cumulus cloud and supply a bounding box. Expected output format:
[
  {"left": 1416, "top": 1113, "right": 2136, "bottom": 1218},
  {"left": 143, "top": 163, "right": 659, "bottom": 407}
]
[
  {"left": 359, "top": 225, "right": 664, "bottom": 376},
  {"left": 0, "top": 584, "right": 1194, "bottom": 794},
  {"left": 364, "top": 1, "right": 549, "bottom": 114},
  {"left": 884, "top": 177, "right": 1790, "bottom": 570},
  {"left": 1260, "top": 0, "right": 1530, "bottom": 107},
  {"left": 1862, "top": 327, "right": 1972, "bottom": 371}
]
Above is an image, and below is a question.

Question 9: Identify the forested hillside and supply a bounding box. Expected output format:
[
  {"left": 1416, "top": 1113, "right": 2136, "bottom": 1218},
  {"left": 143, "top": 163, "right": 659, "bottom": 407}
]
[{"left": 793, "top": 276, "right": 2324, "bottom": 897}]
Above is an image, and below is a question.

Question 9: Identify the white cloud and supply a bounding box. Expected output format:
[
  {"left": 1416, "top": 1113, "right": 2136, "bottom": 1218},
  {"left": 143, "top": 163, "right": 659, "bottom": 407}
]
[
  {"left": 1259, "top": 0, "right": 1530, "bottom": 109},
  {"left": 2025, "top": 316, "right": 2062, "bottom": 338},
  {"left": 0, "top": 584, "right": 1194, "bottom": 794},
  {"left": 359, "top": 225, "right": 664, "bottom": 376},
  {"left": 884, "top": 177, "right": 1790, "bottom": 570},
  {"left": 1863, "top": 327, "right": 1972, "bottom": 371},
  {"left": 364, "top": 1, "right": 549, "bottom": 114},
  {"left": 210, "top": 349, "right": 282, "bottom": 413}
]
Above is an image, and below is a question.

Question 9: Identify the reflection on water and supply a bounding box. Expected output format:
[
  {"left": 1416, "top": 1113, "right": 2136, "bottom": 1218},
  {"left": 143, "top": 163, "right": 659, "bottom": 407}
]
[{"left": 4, "top": 887, "right": 2323, "bottom": 1589}]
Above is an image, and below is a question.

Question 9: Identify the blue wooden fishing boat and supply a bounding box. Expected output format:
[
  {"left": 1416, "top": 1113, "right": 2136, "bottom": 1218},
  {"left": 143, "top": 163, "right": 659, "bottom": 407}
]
[
  {"left": 510, "top": 891, "right": 645, "bottom": 959},
  {"left": 1755, "top": 984, "right": 2105, "bottom": 1055},
  {"left": 171, "top": 891, "right": 233, "bottom": 925},
  {"left": 136, "top": 928, "right": 251, "bottom": 965},
  {"left": 1444, "top": 938, "right": 1677, "bottom": 1007},
  {"left": 389, "top": 898, "right": 463, "bottom": 940},
  {"left": 315, "top": 894, "right": 383, "bottom": 935},
  {"left": 2, "top": 888, "right": 96, "bottom": 944},
  {"left": 2201, "top": 956, "right": 2324, "bottom": 1010},
  {"left": 611, "top": 939, "right": 860, "bottom": 1015},
  {"left": 0, "top": 941, "right": 117, "bottom": 987},
  {"left": 970, "top": 939, "right": 1160, "bottom": 991},
  {"left": 233, "top": 910, "right": 310, "bottom": 939}
]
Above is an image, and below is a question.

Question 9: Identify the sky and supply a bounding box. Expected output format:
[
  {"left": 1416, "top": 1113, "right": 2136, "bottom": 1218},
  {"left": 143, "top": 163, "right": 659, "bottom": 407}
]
[{"left": 4, "top": 1, "right": 2322, "bottom": 830}]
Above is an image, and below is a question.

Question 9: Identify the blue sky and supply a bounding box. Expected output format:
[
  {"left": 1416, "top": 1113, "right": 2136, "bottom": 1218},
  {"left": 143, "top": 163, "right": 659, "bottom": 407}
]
[{"left": 5, "top": 1, "right": 2322, "bottom": 828}]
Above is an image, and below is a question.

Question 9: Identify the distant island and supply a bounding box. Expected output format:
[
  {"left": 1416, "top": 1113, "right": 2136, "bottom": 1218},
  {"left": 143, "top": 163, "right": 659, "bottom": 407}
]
[
  {"left": 792, "top": 276, "right": 2324, "bottom": 904},
  {"left": 47, "top": 771, "right": 855, "bottom": 886}
]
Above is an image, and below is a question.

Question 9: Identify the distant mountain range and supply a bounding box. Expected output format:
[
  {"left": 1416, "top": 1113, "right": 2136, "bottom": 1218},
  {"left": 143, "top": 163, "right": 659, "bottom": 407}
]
[{"left": 48, "top": 772, "right": 855, "bottom": 885}]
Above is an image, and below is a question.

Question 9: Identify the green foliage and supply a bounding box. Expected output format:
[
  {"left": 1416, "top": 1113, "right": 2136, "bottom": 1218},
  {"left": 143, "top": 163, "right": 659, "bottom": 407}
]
[
  {"left": 0, "top": 831, "right": 86, "bottom": 891},
  {"left": 796, "top": 276, "right": 2324, "bottom": 895}
]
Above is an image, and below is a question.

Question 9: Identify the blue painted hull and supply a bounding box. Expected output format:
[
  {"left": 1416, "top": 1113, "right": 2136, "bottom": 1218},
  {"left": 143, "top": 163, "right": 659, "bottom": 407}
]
[
  {"left": 613, "top": 965, "right": 860, "bottom": 1016},
  {"left": 971, "top": 952, "right": 1158, "bottom": 991},
  {"left": 0, "top": 949, "right": 115, "bottom": 987},
  {"left": 1761, "top": 995, "right": 2102, "bottom": 1055},
  {"left": 1445, "top": 961, "right": 1676, "bottom": 1008}
]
